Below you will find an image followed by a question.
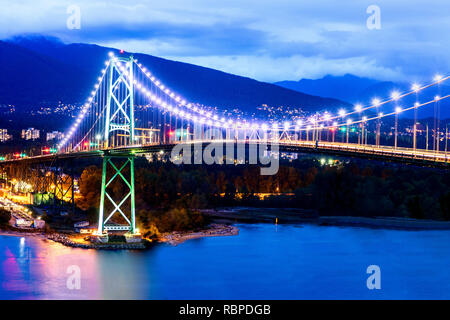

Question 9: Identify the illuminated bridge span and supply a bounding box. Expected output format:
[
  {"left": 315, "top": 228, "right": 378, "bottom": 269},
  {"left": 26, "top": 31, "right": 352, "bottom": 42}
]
[{"left": 1, "top": 53, "right": 449, "bottom": 239}]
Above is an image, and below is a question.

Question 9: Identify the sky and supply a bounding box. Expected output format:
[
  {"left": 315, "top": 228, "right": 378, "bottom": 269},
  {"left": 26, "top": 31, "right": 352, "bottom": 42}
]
[{"left": 0, "top": 0, "right": 449, "bottom": 83}]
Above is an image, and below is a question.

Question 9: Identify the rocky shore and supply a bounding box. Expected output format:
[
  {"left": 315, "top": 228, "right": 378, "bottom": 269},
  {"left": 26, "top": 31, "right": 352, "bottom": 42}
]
[
  {"left": 0, "top": 223, "right": 239, "bottom": 250},
  {"left": 46, "top": 233, "right": 147, "bottom": 250},
  {"left": 160, "top": 223, "right": 239, "bottom": 245}
]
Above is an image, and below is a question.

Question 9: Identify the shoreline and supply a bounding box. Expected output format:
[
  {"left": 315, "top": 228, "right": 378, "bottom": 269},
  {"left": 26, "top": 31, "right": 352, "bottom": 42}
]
[
  {"left": 159, "top": 223, "right": 239, "bottom": 245},
  {"left": 0, "top": 223, "right": 240, "bottom": 249},
  {"left": 2, "top": 211, "right": 450, "bottom": 249},
  {"left": 202, "top": 207, "right": 450, "bottom": 231}
]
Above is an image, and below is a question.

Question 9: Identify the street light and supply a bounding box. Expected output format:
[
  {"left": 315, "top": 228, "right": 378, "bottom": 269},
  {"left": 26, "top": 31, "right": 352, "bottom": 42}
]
[
  {"left": 372, "top": 98, "right": 381, "bottom": 146},
  {"left": 346, "top": 119, "right": 352, "bottom": 144},
  {"left": 412, "top": 83, "right": 420, "bottom": 152},
  {"left": 354, "top": 104, "right": 363, "bottom": 145},
  {"left": 395, "top": 107, "right": 402, "bottom": 149},
  {"left": 339, "top": 109, "right": 346, "bottom": 142}
]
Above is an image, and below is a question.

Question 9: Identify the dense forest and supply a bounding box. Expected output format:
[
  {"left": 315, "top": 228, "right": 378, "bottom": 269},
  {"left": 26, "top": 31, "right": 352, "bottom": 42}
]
[{"left": 74, "top": 156, "right": 450, "bottom": 237}]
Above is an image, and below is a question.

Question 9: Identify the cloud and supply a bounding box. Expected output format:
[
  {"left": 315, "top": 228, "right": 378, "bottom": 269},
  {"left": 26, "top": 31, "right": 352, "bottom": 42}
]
[
  {"left": 0, "top": 0, "right": 448, "bottom": 82},
  {"left": 165, "top": 54, "right": 402, "bottom": 82}
]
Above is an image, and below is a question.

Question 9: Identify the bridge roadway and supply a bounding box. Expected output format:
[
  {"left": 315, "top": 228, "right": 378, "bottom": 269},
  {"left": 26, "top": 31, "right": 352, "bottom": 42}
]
[{"left": 0, "top": 140, "right": 449, "bottom": 167}]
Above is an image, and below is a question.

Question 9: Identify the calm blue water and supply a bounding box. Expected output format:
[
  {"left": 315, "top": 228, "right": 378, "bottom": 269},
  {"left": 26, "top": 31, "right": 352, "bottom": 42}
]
[{"left": 1, "top": 223, "right": 450, "bottom": 299}]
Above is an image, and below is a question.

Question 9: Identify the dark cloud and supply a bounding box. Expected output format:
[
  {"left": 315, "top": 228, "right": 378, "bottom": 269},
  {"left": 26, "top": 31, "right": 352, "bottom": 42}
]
[
  {"left": 52, "top": 21, "right": 268, "bottom": 56},
  {"left": 0, "top": 0, "right": 448, "bottom": 82}
]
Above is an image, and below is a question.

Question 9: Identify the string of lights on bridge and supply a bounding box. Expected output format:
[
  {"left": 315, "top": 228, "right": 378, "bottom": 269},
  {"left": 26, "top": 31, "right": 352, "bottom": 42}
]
[{"left": 57, "top": 52, "right": 449, "bottom": 151}]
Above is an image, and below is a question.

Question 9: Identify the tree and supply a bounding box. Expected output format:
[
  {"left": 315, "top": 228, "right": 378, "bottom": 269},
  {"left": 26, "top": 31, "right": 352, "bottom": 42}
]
[
  {"left": 76, "top": 166, "right": 102, "bottom": 210},
  {"left": 0, "top": 208, "right": 11, "bottom": 226}
]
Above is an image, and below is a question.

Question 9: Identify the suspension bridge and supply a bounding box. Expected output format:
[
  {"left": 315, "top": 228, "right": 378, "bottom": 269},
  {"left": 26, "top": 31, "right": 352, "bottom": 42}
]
[{"left": 0, "top": 53, "right": 448, "bottom": 241}]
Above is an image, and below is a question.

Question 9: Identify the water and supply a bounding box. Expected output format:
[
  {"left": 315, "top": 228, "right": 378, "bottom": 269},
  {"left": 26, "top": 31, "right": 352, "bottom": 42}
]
[{"left": 1, "top": 223, "right": 450, "bottom": 299}]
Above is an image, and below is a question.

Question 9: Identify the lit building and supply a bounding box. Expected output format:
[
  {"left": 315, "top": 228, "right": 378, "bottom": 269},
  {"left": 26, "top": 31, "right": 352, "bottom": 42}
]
[
  {"left": 21, "top": 128, "right": 40, "bottom": 140},
  {"left": 46, "top": 131, "right": 64, "bottom": 141},
  {"left": 0, "top": 129, "right": 12, "bottom": 142}
]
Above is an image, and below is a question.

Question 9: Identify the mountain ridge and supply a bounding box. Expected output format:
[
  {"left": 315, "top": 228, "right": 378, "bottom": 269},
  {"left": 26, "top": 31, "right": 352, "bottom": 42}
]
[{"left": 0, "top": 35, "right": 350, "bottom": 115}]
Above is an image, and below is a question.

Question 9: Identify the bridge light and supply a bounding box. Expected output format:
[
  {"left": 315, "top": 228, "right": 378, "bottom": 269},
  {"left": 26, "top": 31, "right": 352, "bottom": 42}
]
[
  {"left": 354, "top": 104, "right": 362, "bottom": 112},
  {"left": 338, "top": 109, "right": 346, "bottom": 117},
  {"left": 346, "top": 119, "right": 352, "bottom": 125},
  {"left": 108, "top": 51, "right": 114, "bottom": 57},
  {"left": 391, "top": 91, "right": 400, "bottom": 101},
  {"left": 284, "top": 121, "right": 290, "bottom": 130},
  {"left": 411, "top": 83, "right": 420, "bottom": 92},
  {"left": 378, "top": 112, "right": 383, "bottom": 117},
  {"left": 332, "top": 121, "right": 338, "bottom": 127},
  {"left": 395, "top": 107, "right": 402, "bottom": 113},
  {"left": 296, "top": 119, "right": 303, "bottom": 126},
  {"left": 434, "top": 95, "right": 440, "bottom": 101},
  {"left": 372, "top": 98, "right": 380, "bottom": 106},
  {"left": 434, "top": 74, "right": 443, "bottom": 82},
  {"left": 362, "top": 116, "right": 368, "bottom": 122}
]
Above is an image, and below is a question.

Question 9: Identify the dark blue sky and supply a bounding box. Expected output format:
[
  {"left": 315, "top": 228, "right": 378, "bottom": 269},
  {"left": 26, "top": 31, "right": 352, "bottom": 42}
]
[{"left": 1, "top": 0, "right": 448, "bottom": 82}]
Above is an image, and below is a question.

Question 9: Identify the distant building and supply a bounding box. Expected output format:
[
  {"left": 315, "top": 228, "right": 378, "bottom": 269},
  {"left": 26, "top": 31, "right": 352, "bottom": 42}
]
[
  {"left": 21, "top": 128, "right": 40, "bottom": 140},
  {"left": 0, "top": 129, "right": 12, "bottom": 142},
  {"left": 46, "top": 131, "right": 64, "bottom": 141}
]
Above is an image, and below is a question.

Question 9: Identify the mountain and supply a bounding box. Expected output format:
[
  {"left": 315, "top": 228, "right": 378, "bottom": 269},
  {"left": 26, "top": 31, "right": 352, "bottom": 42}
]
[
  {"left": 275, "top": 74, "right": 378, "bottom": 103},
  {"left": 275, "top": 74, "right": 450, "bottom": 119},
  {"left": 0, "top": 36, "right": 350, "bottom": 115}
]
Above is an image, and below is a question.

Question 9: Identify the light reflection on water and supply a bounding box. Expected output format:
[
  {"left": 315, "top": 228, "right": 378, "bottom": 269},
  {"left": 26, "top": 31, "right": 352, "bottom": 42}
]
[{"left": 1, "top": 224, "right": 450, "bottom": 299}]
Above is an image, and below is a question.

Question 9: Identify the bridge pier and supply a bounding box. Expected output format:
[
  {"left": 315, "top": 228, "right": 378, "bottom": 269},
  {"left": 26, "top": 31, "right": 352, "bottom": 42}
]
[{"left": 96, "top": 154, "right": 139, "bottom": 238}]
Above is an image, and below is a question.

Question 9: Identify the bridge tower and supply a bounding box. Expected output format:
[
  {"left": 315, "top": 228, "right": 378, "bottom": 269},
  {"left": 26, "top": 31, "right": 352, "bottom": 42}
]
[{"left": 96, "top": 55, "right": 139, "bottom": 241}]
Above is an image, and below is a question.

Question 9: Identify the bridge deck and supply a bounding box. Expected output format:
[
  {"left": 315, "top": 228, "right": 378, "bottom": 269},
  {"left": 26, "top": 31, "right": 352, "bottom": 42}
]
[{"left": 1, "top": 140, "right": 448, "bottom": 167}]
